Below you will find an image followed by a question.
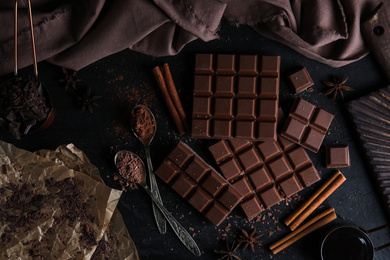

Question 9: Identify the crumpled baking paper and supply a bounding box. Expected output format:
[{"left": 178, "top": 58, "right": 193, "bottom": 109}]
[{"left": 0, "top": 140, "right": 138, "bottom": 260}]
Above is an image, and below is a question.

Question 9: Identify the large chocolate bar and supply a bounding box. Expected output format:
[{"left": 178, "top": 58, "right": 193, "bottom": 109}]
[
  {"left": 155, "top": 141, "right": 242, "bottom": 226},
  {"left": 209, "top": 136, "right": 320, "bottom": 220},
  {"left": 281, "top": 98, "right": 334, "bottom": 153},
  {"left": 191, "top": 54, "right": 280, "bottom": 141}
]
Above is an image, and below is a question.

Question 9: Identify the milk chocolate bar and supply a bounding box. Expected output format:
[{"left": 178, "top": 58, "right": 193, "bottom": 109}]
[
  {"left": 281, "top": 98, "right": 334, "bottom": 153},
  {"left": 326, "top": 145, "right": 350, "bottom": 168},
  {"left": 191, "top": 54, "right": 280, "bottom": 141},
  {"left": 155, "top": 141, "right": 242, "bottom": 226},
  {"left": 288, "top": 67, "right": 314, "bottom": 94},
  {"left": 209, "top": 136, "right": 320, "bottom": 220}
]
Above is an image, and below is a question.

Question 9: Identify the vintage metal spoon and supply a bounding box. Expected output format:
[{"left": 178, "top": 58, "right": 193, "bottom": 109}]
[
  {"left": 130, "top": 105, "right": 166, "bottom": 234},
  {"left": 114, "top": 150, "right": 201, "bottom": 257}
]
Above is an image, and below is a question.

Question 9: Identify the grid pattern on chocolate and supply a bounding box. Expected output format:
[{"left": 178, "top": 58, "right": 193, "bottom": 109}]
[
  {"left": 281, "top": 98, "right": 334, "bottom": 153},
  {"left": 209, "top": 136, "right": 320, "bottom": 220},
  {"left": 155, "top": 141, "right": 242, "bottom": 226},
  {"left": 191, "top": 54, "right": 280, "bottom": 141}
]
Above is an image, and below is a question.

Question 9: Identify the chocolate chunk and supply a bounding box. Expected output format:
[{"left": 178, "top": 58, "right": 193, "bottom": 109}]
[
  {"left": 281, "top": 98, "right": 334, "bottom": 153},
  {"left": 288, "top": 67, "right": 314, "bottom": 94},
  {"left": 155, "top": 141, "right": 243, "bottom": 226},
  {"left": 0, "top": 77, "right": 51, "bottom": 139},
  {"left": 192, "top": 54, "right": 280, "bottom": 141},
  {"left": 209, "top": 136, "right": 320, "bottom": 220},
  {"left": 326, "top": 145, "right": 350, "bottom": 168}
]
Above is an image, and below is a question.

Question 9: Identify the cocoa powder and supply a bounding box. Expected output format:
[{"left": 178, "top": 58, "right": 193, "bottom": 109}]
[
  {"left": 130, "top": 106, "right": 156, "bottom": 144},
  {"left": 115, "top": 152, "right": 145, "bottom": 189}
]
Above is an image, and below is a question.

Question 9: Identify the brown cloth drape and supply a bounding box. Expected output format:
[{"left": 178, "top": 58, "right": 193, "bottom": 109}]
[{"left": 0, "top": 0, "right": 382, "bottom": 77}]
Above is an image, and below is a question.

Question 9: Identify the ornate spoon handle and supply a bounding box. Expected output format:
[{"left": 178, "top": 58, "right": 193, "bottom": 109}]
[
  {"left": 145, "top": 146, "right": 167, "bottom": 234},
  {"left": 141, "top": 183, "right": 201, "bottom": 257}
]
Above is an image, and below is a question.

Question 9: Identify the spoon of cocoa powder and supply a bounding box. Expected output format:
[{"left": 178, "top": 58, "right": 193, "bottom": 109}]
[
  {"left": 114, "top": 150, "right": 201, "bottom": 257},
  {"left": 130, "top": 105, "right": 166, "bottom": 234}
]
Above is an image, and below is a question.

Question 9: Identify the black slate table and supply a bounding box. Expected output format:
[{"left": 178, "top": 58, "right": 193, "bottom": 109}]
[{"left": 1, "top": 19, "right": 390, "bottom": 259}]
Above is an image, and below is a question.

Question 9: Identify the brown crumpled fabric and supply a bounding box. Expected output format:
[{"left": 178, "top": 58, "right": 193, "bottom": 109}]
[{"left": 0, "top": 0, "right": 382, "bottom": 77}]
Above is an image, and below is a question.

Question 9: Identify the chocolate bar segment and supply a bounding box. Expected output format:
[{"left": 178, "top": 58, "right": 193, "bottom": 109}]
[
  {"left": 288, "top": 67, "right": 314, "bottom": 94},
  {"left": 326, "top": 145, "right": 351, "bottom": 168},
  {"left": 192, "top": 54, "right": 280, "bottom": 141},
  {"left": 155, "top": 141, "right": 243, "bottom": 226},
  {"left": 209, "top": 136, "right": 320, "bottom": 220},
  {"left": 281, "top": 98, "right": 334, "bottom": 153}
]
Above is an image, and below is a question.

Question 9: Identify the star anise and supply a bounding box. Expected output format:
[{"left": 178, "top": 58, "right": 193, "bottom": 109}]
[
  {"left": 237, "top": 227, "right": 262, "bottom": 252},
  {"left": 59, "top": 67, "right": 81, "bottom": 91},
  {"left": 77, "top": 86, "right": 101, "bottom": 113},
  {"left": 214, "top": 239, "right": 241, "bottom": 260},
  {"left": 323, "top": 76, "right": 352, "bottom": 100}
]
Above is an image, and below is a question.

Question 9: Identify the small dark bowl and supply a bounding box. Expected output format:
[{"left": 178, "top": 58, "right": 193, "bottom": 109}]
[{"left": 321, "top": 225, "right": 374, "bottom": 260}]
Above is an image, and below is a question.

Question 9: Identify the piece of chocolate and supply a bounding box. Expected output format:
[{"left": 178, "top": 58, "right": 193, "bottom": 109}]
[
  {"left": 281, "top": 98, "right": 334, "bottom": 153},
  {"left": 288, "top": 67, "right": 314, "bottom": 94},
  {"left": 155, "top": 141, "right": 242, "bottom": 226},
  {"left": 209, "top": 136, "right": 320, "bottom": 220},
  {"left": 326, "top": 145, "right": 350, "bottom": 168},
  {"left": 192, "top": 54, "right": 280, "bottom": 141}
]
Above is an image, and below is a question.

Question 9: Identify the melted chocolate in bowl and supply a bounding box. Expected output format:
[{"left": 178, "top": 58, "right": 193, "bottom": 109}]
[{"left": 321, "top": 226, "right": 374, "bottom": 260}]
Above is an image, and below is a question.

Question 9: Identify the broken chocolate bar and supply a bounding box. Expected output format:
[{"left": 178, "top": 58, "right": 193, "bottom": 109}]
[
  {"left": 281, "top": 98, "right": 334, "bottom": 153},
  {"left": 155, "top": 141, "right": 243, "bottom": 226},
  {"left": 209, "top": 136, "right": 320, "bottom": 220}
]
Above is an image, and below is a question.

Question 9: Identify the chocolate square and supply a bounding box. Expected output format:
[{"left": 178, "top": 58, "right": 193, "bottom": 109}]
[
  {"left": 288, "top": 67, "right": 314, "bottom": 94},
  {"left": 326, "top": 145, "right": 350, "bottom": 168},
  {"left": 238, "top": 55, "right": 258, "bottom": 75}
]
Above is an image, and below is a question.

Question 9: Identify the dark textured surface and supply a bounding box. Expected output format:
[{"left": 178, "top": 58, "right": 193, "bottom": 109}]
[{"left": 1, "top": 19, "right": 390, "bottom": 259}]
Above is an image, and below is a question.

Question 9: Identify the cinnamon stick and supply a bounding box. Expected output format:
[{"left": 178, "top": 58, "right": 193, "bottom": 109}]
[
  {"left": 161, "top": 63, "right": 189, "bottom": 131},
  {"left": 152, "top": 66, "right": 185, "bottom": 135},
  {"left": 270, "top": 207, "right": 337, "bottom": 254},
  {"left": 284, "top": 170, "right": 346, "bottom": 231}
]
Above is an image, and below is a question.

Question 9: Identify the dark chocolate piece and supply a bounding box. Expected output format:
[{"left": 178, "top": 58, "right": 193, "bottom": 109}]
[
  {"left": 348, "top": 86, "right": 390, "bottom": 215},
  {"left": 192, "top": 54, "right": 280, "bottom": 141},
  {"left": 155, "top": 141, "right": 242, "bottom": 226},
  {"left": 288, "top": 67, "right": 314, "bottom": 94},
  {"left": 281, "top": 98, "right": 334, "bottom": 153},
  {"left": 209, "top": 136, "right": 320, "bottom": 220},
  {"left": 326, "top": 145, "right": 350, "bottom": 168}
]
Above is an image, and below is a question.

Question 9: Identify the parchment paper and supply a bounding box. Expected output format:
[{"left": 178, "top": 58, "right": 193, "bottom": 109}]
[
  {"left": 0, "top": 141, "right": 138, "bottom": 260},
  {"left": 37, "top": 144, "right": 139, "bottom": 260}
]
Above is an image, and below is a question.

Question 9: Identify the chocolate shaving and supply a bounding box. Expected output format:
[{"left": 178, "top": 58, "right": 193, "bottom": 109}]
[{"left": 0, "top": 76, "right": 50, "bottom": 139}]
